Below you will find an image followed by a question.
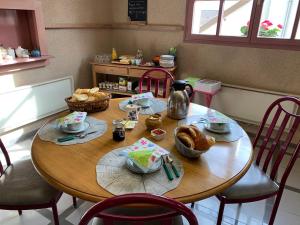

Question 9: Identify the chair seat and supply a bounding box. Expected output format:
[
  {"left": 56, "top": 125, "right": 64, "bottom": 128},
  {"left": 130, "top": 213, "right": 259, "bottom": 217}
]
[
  {"left": 0, "top": 159, "right": 61, "bottom": 206},
  {"left": 91, "top": 206, "right": 184, "bottom": 225},
  {"left": 219, "top": 163, "right": 279, "bottom": 200}
]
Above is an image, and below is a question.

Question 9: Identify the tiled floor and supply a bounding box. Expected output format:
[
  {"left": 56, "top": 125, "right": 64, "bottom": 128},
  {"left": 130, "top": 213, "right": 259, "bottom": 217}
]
[{"left": 0, "top": 133, "right": 299, "bottom": 225}]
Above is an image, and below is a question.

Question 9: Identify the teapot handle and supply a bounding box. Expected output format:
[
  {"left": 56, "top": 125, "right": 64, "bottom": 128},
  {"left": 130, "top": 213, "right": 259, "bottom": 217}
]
[{"left": 185, "top": 84, "right": 194, "bottom": 98}]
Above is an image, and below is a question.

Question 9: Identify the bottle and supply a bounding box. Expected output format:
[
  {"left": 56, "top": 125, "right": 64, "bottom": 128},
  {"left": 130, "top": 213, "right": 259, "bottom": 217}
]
[
  {"left": 127, "top": 78, "right": 132, "bottom": 91},
  {"left": 112, "top": 48, "right": 118, "bottom": 60}
]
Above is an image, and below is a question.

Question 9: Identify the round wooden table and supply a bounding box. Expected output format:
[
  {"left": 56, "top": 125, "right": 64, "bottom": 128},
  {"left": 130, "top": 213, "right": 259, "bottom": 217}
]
[{"left": 31, "top": 98, "right": 253, "bottom": 203}]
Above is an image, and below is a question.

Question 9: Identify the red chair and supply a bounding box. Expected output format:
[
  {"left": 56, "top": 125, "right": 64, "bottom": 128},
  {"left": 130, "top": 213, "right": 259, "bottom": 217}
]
[
  {"left": 216, "top": 96, "right": 300, "bottom": 225},
  {"left": 0, "top": 138, "right": 76, "bottom": 225},
  {"left": 139, "top": 68, "right": 174, "bottom": 98},
  {"left": 78, "top": 193, "right": 198, "bottom": 225}
]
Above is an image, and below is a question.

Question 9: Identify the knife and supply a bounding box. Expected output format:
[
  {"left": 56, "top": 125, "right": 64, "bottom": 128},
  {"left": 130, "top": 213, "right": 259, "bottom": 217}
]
[{"left": 57, "top": 131, "right": 97, "bottom": 142}]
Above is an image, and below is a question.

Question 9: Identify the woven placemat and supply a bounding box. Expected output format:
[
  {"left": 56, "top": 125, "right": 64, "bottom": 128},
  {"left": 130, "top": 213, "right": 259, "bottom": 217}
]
[
  {"left": 96, "top": 147, "right": 184, "bottom": 196},
  {"left": 119, "top": 99, "right": 167, "bottom": 115},
  {"left": 38, "top": 117, "right": 107, "bottom": 145}
]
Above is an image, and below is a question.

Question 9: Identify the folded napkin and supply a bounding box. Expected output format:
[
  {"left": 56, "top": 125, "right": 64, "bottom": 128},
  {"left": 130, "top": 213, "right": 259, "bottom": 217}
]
[
  {"left": 57, "top": 111, "right": 87, "bottom": 127},
  {"left": 120, "top": 138, "right": 169, "bottom": 173},
  {"left": 131, "top": 92, "right": 154, "bottom": 101}
]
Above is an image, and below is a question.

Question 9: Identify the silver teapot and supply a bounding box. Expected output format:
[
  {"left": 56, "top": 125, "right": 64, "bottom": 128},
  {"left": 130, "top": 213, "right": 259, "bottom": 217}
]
[{"left": 167, "top": 80, "right": 193, "bottom": 119}]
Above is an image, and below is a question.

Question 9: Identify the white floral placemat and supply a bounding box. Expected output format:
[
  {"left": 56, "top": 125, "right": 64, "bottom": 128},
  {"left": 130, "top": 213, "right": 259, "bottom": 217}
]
[
  {"left": 38, "top": 117, "right": 107, "bottom": 145},
  {"left": 119, "top": 98, "right": 167, "bottom": 115},
  {"left": 96, "top": 147, "right": 184, "bottom": 196},
  {"left": 178, "top": 115, "right": 244, "bottom": 142}
]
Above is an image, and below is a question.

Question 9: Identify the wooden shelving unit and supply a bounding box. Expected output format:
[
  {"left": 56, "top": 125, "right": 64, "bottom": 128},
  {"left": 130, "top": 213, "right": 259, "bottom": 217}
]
[{"left": 100, "top": 89, "right": 136, "bottom": 96}]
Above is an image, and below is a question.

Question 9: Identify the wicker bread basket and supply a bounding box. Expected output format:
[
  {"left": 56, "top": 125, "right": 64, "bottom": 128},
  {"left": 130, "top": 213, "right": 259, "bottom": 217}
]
[{"left": 65, "top": 94, "right": 111, "bottom": 113}]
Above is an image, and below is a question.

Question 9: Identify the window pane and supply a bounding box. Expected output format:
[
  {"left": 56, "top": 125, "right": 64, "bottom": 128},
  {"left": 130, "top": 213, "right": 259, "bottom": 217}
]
[
  {"left": 258, "top": 0, "right": 299, "bottom": 39},
  {"left": 220, "top": 0, "right": 254, "bottom": 37},
  {"left": 192, "top": 0, "right": 220, "bottom": 35},
  {"left": 296, "top": 19, "right": 300, "bottom": 39}
]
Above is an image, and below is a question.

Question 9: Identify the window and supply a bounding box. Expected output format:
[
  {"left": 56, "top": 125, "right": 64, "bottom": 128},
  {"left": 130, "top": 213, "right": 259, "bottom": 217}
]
[
  {"left": 297, "top": 19, "right": 300, "bottom": 39},
  {"left": 185, "top": 0, "right": 300, "bottom": 50}
]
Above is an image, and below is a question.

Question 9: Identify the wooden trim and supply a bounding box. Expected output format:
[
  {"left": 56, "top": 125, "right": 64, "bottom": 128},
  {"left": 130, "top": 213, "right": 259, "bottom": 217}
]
[
  {"left": 184, "top": 0, "right": 195, "bottom": 40},
  {"left": 45, "top": 23, "right": 184, "bottom": 32},
  {"left": 291, "top": 0, "right": 300, "bottom": 39},
  {"left": 185, "top": 36, "right": 300, "bottom": 51},
  {"left": 216, "top": 0, "right": 224, "bottom": 36},
  {"left": 45, "top": 23, "right": 112, "bottom": 30},
  {"left": 0, "top": 56, "right": 52, "bottom": 74},
  {"left": 111, "top": 23, "right": 184, "bottom": 32}
]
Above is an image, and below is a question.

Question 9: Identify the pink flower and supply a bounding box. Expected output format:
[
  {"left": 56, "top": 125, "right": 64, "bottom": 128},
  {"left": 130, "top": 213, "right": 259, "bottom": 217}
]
[
  {"left": 262, "top": 20, "right": 273, "bottom": 26},
  {"left": 277, "top": 24, "right": 283, "bottom": 29},
  {"left": 261, "top": 24, "right": 269, "bottom": 30}
]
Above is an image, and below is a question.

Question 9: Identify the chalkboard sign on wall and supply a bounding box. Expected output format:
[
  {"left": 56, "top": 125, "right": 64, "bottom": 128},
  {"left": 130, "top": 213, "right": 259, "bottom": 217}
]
[{"left": 128, "top": 0, "right": 147, "bottom": 22}]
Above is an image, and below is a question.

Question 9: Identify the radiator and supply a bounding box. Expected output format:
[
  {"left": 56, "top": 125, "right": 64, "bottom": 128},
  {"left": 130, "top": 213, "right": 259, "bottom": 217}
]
[
  {"left": 0, "top": 77, "right": 74, "bottom": 133},
  {"left": 206, "top": 83, "right": 299, "bottom": 125}
]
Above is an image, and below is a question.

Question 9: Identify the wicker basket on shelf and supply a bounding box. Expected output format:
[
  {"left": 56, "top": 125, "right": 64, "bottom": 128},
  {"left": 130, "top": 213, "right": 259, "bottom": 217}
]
[{"left": 65, "top": 94, "right": 111, "bottom": 113}]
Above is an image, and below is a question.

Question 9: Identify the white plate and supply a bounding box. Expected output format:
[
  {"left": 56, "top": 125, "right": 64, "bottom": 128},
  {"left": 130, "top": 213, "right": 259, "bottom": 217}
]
[
  {"left": 61, "top": 122, "right": 90, "bottom": 134},
  {"left": 204, "top": 123, "right": 230, "bottom": 134},
  {"left": 126, "top": 158, "right": 162, "bottom": 174}
]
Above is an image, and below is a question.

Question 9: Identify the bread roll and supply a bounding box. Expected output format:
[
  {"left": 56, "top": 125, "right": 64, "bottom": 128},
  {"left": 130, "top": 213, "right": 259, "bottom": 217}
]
[
  {"left": 91, "top": 92, "right": 108, "bottom": 100},
  {"left": 75, "top": 88, "right": 90, "bottom": 94},
  {"left": 73, "top": 94, "right": 88, "bottom": 102},
  {"left": 177, "top": 132, "right": 195, "bottom": 149},
  {"left": 69, "top": 96, "right": 77, "bottom": 102},
  {"left": 177, "top": 125, "right": 198, "bottom": 140},
  {"left": 87, "top": 96, "right": 96, "bottom": 102},
  {"left": 90, "top": 87, "right": 99, "bottom": 94}
]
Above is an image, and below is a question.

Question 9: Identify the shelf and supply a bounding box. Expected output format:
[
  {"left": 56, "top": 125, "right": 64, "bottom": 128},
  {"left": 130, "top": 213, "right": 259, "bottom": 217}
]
[
  {"left": 0, "top": 56, "right": 52, "bottom": 74},
  {"left": 100, "top": 89, "right": 136, "bottom": 96}
]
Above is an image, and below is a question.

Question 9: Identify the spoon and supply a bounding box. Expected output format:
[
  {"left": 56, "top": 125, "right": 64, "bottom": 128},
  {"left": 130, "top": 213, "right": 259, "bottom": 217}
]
[
  {"left": 166, "top": 155, "right": 180, "bottom": 178},
  {"left": 76, "top": 131, "right": 97, "bottom": 138}
]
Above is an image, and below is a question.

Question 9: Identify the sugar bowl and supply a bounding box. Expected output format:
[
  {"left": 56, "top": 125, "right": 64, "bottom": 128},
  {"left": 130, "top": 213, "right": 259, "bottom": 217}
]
[{"left": 145, "top": 113, "right": 162, "bottom": 131}]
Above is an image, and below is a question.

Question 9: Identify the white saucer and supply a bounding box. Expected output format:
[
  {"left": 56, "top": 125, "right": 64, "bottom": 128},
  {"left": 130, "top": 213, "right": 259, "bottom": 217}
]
[
  {"left": 126, "top": 158, "right": 162, "bottom": 174},
  {"left": 61, "top": 122, "right": 89, "bottom": 134},
  {"left": 204, "top": 123, "right": 230, "bottom": 134}
]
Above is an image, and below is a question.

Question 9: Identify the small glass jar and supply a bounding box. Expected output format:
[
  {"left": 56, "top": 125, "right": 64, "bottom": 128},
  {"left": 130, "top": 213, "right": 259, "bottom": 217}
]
[{"left": 113, "top": 121, "right": 125, "bottom": 141}]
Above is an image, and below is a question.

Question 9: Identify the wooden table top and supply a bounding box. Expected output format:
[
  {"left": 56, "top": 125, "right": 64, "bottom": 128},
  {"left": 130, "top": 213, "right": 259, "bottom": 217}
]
[{"left": 31, "top": 98, "right": 253, "bottom": 203}]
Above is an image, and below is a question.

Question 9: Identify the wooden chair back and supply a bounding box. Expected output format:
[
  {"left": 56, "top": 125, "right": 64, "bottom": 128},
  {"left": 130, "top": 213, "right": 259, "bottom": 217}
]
[
  {"left": 0, "top": 138, "right": 11, "bottom": 176},
  {"left": 139, "top": 68, "right": 174, "bottom": 98},
  {"left": 78, "top": 193, "right": 198, "bottom": 225},
  {"left": 254, "top": 96, "right": 300, "bottom": 186}
]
